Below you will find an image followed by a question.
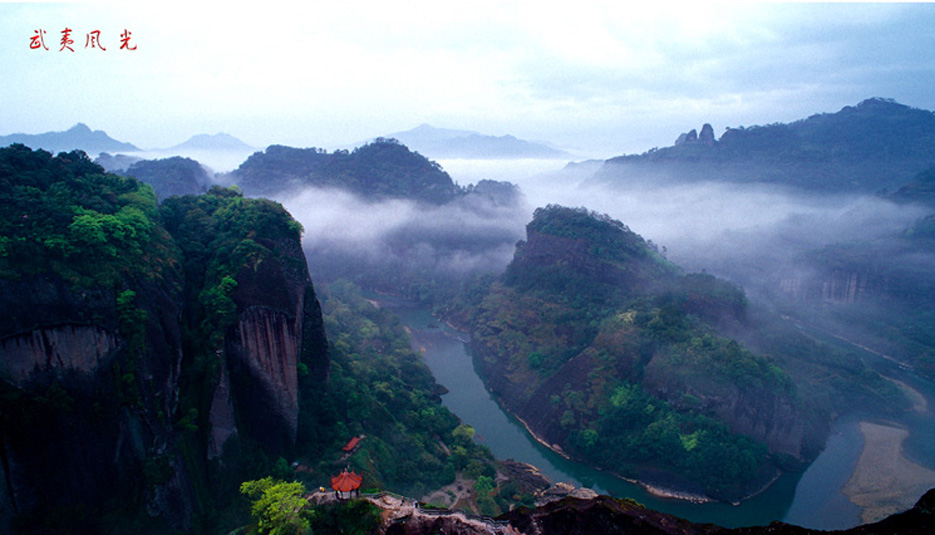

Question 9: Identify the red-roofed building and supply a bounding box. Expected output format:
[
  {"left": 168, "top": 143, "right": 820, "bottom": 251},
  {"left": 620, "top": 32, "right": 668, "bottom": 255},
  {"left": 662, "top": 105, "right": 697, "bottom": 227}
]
[
  {"left": 330, "top": 468, "right": 363, "bottom": 499},
  {"left": 342, "top": 436, "right": 362, "bottom": 453}
]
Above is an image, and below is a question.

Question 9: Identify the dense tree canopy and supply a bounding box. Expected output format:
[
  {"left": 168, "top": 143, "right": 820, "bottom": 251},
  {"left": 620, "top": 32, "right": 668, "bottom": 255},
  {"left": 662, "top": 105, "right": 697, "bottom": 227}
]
[{"left": 0, "top": 144, "right": 168, "bottom": 286}]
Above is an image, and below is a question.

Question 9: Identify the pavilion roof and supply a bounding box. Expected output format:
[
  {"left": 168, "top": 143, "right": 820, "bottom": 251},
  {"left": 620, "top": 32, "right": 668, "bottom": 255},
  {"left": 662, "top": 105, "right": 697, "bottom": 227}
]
[
  {"left": 342, "top": 436, "right": 362, "bottom": 452},
  {"left": 330, "top": 469, "right": 363, "bottom": 492}
]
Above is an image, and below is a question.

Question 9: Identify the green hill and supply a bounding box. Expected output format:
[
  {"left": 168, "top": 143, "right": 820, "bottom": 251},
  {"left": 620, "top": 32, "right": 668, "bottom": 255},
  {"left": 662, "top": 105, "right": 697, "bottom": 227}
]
[
  {"left": 464, "top": 205, "right": 906, "bottom": 501},
  {"left": 230, "top": 139, "right": 460, "bottom": 203}
]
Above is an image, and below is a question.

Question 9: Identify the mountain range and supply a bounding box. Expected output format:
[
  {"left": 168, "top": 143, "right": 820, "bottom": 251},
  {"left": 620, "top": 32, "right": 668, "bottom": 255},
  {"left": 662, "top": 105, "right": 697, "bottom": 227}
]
[
  {"left": 0, "top": 124, "right": 255, "bottom": 157},
  {"left": 378, "top": 123, "right": 570, "bottom": 159},
  {"left": 2, "top": 123, "right": 567, "bottom": 162},
  {"left": 3, "top": 97, "right": 935, "bottom": 533},
  {"left": 0, "top": 123, "right": 140, "bottom": 155},
  {"left": 590, "top": 98, "right": 935, "bottom": 193}
]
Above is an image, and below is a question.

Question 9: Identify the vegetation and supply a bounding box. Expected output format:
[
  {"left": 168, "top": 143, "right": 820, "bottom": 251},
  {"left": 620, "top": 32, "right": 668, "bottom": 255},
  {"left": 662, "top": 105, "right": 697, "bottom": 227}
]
[
  {"left": 0, "top": 143, "right": 170, "bottom": 286},
  {"left": 295, "top": 280, "right": 494, "bottom": 497},
  {"left": 240, "top": 478, "right": 312, "bottom": 535},
  {"left": 231, "top": 139, "right": 460, "bottom": 203},
  {"left": 0, "top": 146, "right": 501, "bottom": 531},
  {"left": 2, "top": 126, "right": 928, "bottom": 530},
  {"left": 598, "top": 98, "right": 935, "bottom": 193},
  {"left": 160, "top": 184, "right": 305, "bottom": 346},
  {"left": 125, "top": 156, "right": 211, "bottom": 200},
  {"left": 467, "top": 205, "right": 907, "bottom": 500}
]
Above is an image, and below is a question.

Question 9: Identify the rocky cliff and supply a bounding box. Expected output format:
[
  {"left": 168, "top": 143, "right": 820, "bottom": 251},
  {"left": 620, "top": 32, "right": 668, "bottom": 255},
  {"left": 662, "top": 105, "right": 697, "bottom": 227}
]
[
  {"left": 501, "top": 489, "right": 935, "bottom": 535},
  {"left": 470, "top": 206, "right": 827, "bottom": 500},
  {"left": 0, "top": 269, "right": 194, "bottom": 533},
  {"left": 0, "top": 148, "right": 329, "bottom": 533},
  {"left": 223, "top": 234, "right": 329, "bottom": 452}
]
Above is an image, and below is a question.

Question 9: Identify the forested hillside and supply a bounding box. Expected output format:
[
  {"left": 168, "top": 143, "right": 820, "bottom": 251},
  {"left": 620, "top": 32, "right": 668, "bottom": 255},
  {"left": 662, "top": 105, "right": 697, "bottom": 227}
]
[
  {"left": 229, "top": 139, "right": 461, "bottom": 203},
  {"left": 0, "top": 145, "right": 493, "bottom": 534},
  {"left": 462, "top": 205, "right": 907, "bottom": 501},
  {"left": 126, "top": 156, "right": 212, "bottom": 200},
  {"left": 592, "top": 98, "right": 935, "bottom": 193}
]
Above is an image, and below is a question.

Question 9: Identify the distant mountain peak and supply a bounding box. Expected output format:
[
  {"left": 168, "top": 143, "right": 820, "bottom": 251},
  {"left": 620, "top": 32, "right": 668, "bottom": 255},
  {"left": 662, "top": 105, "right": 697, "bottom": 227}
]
[
  {"left": 0, "top": 123, "right": 139, "bottom": 154},
  {"left": 168, "top": 132, "right": 254, "bottom": 152},
  {"left": 381, "top": 124, "right": 569, "bottom": 159},
  {"left": 856, "top": 97, "right": 903, "bottom": 109}
]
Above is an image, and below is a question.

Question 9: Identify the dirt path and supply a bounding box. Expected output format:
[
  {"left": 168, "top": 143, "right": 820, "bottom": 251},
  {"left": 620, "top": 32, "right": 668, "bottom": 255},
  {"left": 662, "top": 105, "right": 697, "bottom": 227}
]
[{"left": 421, "top": 474, "right": 478, "bottom": 513}]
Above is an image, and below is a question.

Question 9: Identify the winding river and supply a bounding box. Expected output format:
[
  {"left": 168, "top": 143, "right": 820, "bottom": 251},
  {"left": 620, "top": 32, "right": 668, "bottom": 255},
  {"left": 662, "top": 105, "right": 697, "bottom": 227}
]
[{"left": 380, "top": 298, "right": 935, "bottom": 529}]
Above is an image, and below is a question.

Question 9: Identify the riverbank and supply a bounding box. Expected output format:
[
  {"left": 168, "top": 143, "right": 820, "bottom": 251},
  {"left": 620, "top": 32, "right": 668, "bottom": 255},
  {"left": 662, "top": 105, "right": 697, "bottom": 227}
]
[
  {"left": 842, "top": 421, "right": 935, "bottom": 524},
  {"left": 392, "top": 298, "right": 935, "bottom": 528},
  {"left": 509, "top": 402, "right": 723, "bottom": 504}
]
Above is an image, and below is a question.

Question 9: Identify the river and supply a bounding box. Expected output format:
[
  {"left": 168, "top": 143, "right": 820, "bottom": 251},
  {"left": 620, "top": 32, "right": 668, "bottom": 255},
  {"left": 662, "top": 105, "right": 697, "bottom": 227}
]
[{"left": 380, "top": 298, "right": 935, "bottom": 529}]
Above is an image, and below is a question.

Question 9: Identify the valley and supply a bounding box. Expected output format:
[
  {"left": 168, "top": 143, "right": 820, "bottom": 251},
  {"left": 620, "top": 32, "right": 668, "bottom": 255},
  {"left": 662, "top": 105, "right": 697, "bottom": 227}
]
[{"left": 3, "top": 98, "right": 935, "bottom": 534}]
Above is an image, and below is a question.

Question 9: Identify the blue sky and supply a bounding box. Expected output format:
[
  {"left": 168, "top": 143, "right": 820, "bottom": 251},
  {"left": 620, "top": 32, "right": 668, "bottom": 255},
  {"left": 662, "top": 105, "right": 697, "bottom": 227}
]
[{"left": 2, "top": 1, "right": 934, "bottom": 158}]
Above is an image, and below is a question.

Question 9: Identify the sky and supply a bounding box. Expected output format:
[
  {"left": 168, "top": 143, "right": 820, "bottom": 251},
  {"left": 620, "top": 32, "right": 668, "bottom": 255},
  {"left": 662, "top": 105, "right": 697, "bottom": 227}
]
[{"left": 2, "top": 1, "right": 935, "bottom": 158}]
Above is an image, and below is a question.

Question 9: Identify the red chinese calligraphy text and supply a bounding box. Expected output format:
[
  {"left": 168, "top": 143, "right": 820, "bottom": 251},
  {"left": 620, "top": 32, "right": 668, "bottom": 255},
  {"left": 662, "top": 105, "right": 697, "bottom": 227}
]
[
  {"left": 85, "top": 30, "right": 106, "bottom": 50},
  {"left": 29, "top": 29, "right": 48, "bottom": 50},
  {"left": 60, "top": 27, "right": 74, "bottom": 52},
  {"left": 119, "top": 29, "right": 137, "bottom": 50}
]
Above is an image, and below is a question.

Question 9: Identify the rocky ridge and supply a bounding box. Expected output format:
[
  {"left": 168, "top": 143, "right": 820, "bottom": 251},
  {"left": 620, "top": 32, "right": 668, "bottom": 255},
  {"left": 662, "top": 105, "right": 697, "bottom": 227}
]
[{"left": 353, "top": 487, "right": 935, "bottom": 535}]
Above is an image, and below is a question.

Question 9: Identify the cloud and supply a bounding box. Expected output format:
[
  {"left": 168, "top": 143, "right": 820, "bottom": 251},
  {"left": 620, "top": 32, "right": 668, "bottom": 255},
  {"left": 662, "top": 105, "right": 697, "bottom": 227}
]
[
  {"left": 274, "top": 184, "right": 527, "bottom": 286},
  {"left": 428, "top": 158, "right": 930, "bottom": 302}
]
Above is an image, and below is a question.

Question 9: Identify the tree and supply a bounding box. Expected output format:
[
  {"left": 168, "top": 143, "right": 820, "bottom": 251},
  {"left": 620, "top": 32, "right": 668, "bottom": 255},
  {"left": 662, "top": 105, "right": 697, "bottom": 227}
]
[{"left": 240, "top": 477, "right": 311, "bottom": 535}]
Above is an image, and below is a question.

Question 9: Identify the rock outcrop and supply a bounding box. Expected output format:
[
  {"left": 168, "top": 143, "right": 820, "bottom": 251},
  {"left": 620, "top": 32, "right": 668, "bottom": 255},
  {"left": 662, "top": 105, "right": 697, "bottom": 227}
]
[
  {"left": 699, "top": 123, "right": 716, "bottom": 145},
  {"left": 0, "top": 324, "right": 119, "bottom": 383},
  {"left": 675, "top": 129, "right": 698, "bottom": 145},
  {"left": 674, "top": 124, "right": 716, "bottom": 146},
  {"left": 224, "top": 236, "right": 328, "bottom": 452},
  {"left": 373, "top": 488, "right": 935, "bottom": 535}
]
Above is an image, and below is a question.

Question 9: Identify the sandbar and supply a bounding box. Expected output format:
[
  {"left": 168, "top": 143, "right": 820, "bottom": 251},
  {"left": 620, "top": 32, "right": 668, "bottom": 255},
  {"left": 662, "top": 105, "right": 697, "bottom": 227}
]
[{"left": 842, "top": 421, "right": 935, "bottom": 524}]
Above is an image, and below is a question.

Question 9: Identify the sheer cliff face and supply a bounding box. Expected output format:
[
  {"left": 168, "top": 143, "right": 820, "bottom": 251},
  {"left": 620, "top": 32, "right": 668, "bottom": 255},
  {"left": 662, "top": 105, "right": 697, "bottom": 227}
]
[
  {"left": 1, "top": 325, "right": 119, "bottom": 383},
  {"left": 222, "top": 236, "right": 327, "bottom": 452},
  {"left": 0, "top": 218, "right": 329, "bottom": 532},
  {"left": 0, "top": 271, "right": 192, "bottom": 531},
  {"left": 780, "top": 270, "right": 877, "bottom": 304}
]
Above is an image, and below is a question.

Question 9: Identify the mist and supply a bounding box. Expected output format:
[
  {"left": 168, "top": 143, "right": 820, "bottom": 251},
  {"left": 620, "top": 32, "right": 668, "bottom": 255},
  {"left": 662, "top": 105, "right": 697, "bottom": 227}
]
[
  {"left": 408, "top": 158, "right": 931, "bottom": 301},
  {"left": 274, "top": 183, "right": 527, "bottom": 292},
  {"left": 265, "top": 153, "right": 930, "bottom": 314}
]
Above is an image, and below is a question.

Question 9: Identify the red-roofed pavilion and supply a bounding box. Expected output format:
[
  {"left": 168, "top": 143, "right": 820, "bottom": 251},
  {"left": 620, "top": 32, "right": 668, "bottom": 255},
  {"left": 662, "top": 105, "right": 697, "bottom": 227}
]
[
  {"left": 342, "top": 436, "right": 362, "bottom": 453},
  {"left": 330, "top": 468, "right": 362, "bottom": 499}
]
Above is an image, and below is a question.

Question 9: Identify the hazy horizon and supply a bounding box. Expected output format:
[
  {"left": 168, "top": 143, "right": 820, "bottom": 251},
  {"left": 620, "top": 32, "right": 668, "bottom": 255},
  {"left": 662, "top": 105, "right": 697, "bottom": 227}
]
[{"left": 4, "top": 2, "right": 935, "bottom": 160}]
